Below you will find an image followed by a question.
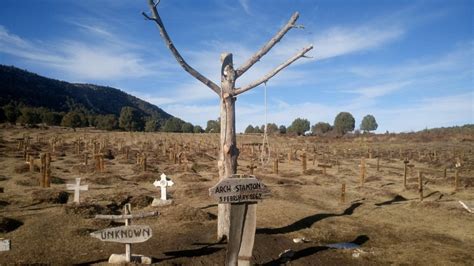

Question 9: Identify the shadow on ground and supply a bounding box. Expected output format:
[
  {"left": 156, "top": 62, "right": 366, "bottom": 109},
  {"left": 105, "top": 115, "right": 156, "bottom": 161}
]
[{"left": 256, "top": 202, "right": 363, "bottom": 235}]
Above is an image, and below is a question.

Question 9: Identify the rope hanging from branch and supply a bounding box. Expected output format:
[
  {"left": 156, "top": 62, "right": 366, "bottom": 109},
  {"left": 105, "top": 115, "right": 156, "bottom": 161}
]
[{"left": 260, "top": 82, "right": 271, "bottom": 166}]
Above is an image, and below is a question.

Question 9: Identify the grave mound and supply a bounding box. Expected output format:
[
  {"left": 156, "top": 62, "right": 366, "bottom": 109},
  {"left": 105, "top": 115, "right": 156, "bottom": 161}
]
[
  {"left": 130, "top": 173, "right": 156, "bottom": 182},
  {"left": 172, "top": 204, "right": 216, "bottom": 222},
  {"left": 31, "top": 189, "right": 69, "bottom": 204},
  {"left": 191, "top": 162, "right": 213, "bottom": 172},
  {"left": 15, "top": 178, "right": 38, "bottom": 187},
  {"left": 64, "top": 203, "right": 117, "bottom": 218},
  {"left": 0, "top": 216, "right": 23, "bottom": 233},
  {"left": 92, "top": 175, "right": 126, "bottom": 185},
  {"left": 14, "top": 163, "right": 29, "bottom": 173},
  {"left": 178, "top": 173, "right": 209, "bottom": 182},
  {"left": 129, "top": 195, "right": 154, "bottom": 209},
  {"left": 0, "top": 200, "right": 10, "bottom": 207}
]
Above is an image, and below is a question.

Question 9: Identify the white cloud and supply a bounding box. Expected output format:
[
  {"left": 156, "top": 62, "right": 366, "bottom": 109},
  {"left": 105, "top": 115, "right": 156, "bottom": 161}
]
[
  {"left": 312, "top": 26, "right": 404, "bottom": 61},
  {"left": 0, "top": 24, "right": 158, "bottom": 80},
  {"left": 238, "top": 0, "right": 251, "bottom": 15},
  {"left": 342, "top": 81, "right": 412, "bottom": 99}
]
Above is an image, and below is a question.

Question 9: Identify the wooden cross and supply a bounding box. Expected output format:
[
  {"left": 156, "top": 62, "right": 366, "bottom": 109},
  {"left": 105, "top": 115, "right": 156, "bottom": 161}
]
[
  {"left": 247, "top": 161, "right": 257, "bottom": 175},
  {"left": 317, "top": 164, "right": 332, "bottom": 175},
  {"left": 153, "top": 173, "right": 174, "bottom": 201},
  {"left": 66, "top": 178, "right": 88, "bottom": 204}
]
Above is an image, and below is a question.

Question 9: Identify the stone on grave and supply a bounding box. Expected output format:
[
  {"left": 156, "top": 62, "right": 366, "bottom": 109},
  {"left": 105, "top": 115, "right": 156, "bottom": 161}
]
[
  {"left": 152, "top": 173, "right": 174, "bottom": 206},
  {"left": 0, "top": 239, "right": 10, "bottom": 252}
]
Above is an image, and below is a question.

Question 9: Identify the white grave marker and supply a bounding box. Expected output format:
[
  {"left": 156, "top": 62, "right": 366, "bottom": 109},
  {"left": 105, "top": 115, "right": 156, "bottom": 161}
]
[
  {"left": 0, "top": 239, "right": 10, "bottom": 252},
  {"left": 91, "top": 203, "right": 158, "bottom": 264},
  {"left": 209, "top": 174, "right": 270, "bottom": 266},
  {"left": 152, "top": 173, "right": 174, "bottom": 206},
  {"left": 66, "top": 178, "right": 88, "bottom": 203}
]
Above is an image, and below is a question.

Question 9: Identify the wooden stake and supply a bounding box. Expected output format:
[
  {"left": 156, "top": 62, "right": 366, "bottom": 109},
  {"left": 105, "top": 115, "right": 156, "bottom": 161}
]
[
  {"left": 341, "top": 183, "right": 346, "bottom": 204},
  {"left": 376, "top": 157, "right": 380, "bottom": 172},
  {"left": 360, "top": 158, "right": 366, "bottom": 186},
  {"left": 39, "top": 153, "right": 46, "bottom": 187},
  {"left": 418, "top": 171, "right": 423, "bottom": 202},
  {"left": 403, "top": 159, "right": 409, "bottom": 189},
  {"left": 454, "top": 168, "right": 459, "bottom": 191},
  {"left": 301, "top": 152, "right": 307, "bottom": 173},
  {"left": 273, "top": 158, "right": 278, "bottom": 174}
]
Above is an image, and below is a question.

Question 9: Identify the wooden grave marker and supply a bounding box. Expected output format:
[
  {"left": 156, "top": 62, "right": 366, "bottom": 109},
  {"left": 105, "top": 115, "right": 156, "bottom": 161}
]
[
  {"left": 418, "top": 171, "right": 423, "bottom": 201},
  {"left": 66, "top": 178, "right": 88, "bottom": 204},
  {"left": 209, "top": 174, "right": 270, "bottom": 265},
  {"left": 301, "top": 152, "right": 307, "bottom": 173},
  {"left": 403, "top": 159, "right": 409, "bottom": 189},
  {"left": 341, "top": 183, "right": 346, "bottom": 204},
  {"left": 359, "top": 158, "right": 366, "bottom": 186},
  {"left": 152, "top": 173, "right": 174, "bottom": 206},
  {"left": 317, "top": 164, "right": 332, "bottom": 175},
  {"left": 247, "top": 160, "right": 257, "bottom": 175},
  {"left": 273, "top": 158, "right": 278, "bottom": 174},
  {"left": 92, "top": 203, "right": 158, "bottom": 264}
]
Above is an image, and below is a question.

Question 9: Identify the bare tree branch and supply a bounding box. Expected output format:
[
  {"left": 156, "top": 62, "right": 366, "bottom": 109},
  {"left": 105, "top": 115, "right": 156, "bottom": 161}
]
[
  {"left": 235, "top": 12, "right": 301, "bottom": 78},
  {"left": 233, "top": 45, "right": 313, "bottom": 96},
  {"left": 145, "top": 0, "right": 221, "bottom": 95}
]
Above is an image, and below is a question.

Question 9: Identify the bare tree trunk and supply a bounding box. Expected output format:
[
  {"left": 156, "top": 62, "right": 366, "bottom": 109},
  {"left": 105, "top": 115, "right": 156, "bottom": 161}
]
[
  {"left": 217, "top": 53, "right": 238, "bottom": 240},
  {"left": 144, "top": 0, "right": 312, "bottom": 242}
]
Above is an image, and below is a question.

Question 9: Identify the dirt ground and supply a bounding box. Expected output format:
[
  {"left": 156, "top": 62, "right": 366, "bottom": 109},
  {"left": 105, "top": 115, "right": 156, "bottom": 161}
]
[{"left": 0, "top": 125, "right": 473, "bottom": 265}]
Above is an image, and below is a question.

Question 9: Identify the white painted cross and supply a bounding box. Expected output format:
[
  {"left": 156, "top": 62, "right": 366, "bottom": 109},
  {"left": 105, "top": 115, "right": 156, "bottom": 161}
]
[
  {"left": 66, "top": 178, "right": 88, "bottom": 203},
  {"left": 153, "top": 173, "right": 174, "bottom": 201}
]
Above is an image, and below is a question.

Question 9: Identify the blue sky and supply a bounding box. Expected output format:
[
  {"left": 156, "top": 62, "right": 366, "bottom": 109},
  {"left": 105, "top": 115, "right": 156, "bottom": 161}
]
[{"left": 0, "top": 0, "right": 472, "bottom": 133}]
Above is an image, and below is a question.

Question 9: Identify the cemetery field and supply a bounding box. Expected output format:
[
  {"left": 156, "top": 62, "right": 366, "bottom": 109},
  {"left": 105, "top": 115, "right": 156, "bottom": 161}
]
[{"left": 0, "top": 126, "right": 473, "bottom": 265}]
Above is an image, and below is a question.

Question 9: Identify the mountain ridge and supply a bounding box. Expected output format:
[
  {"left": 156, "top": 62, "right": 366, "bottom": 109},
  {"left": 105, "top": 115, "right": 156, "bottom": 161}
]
[{"left": 0, "top": 64, "right": 176, "bottom": 127}]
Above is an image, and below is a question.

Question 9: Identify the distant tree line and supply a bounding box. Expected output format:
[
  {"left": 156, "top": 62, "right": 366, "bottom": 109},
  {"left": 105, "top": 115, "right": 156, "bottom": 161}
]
[
  {"left": 0, "top": 102, "right": 379, "bottom": 135},
  {"left": 0, "top": 102, "right": 204, "bottom": 133},
  {"left": 242, "top": 112, "right": 379, "bottom": 136}
]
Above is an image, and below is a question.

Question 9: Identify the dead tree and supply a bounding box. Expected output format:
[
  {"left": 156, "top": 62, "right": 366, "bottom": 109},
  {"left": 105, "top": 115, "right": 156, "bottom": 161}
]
[{"left": 144, "top": 0, "right": 313, "bottom": 240}]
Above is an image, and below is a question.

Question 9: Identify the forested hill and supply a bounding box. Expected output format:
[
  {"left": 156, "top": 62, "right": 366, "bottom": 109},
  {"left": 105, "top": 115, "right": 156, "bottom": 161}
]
[{"left": 0, "top": 65, "right": 172, "bottom": 121}]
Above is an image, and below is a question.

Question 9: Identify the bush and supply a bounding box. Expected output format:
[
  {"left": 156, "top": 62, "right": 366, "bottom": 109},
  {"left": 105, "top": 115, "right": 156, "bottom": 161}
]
[
  {"left": 360, "top": 114, "right": 378, "bottom": 133},
  {"left": 333, "top": 112, "right": 355, "bottom": 135},
  {"left": 312, "top": 122, "right": 332, "bottom": 135},
  {"left": 288, "top": 118, "right": 310, "bottom": 135}
]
